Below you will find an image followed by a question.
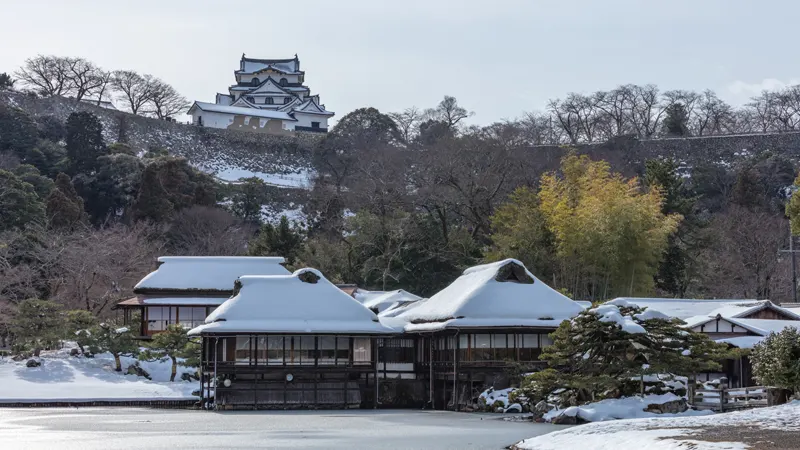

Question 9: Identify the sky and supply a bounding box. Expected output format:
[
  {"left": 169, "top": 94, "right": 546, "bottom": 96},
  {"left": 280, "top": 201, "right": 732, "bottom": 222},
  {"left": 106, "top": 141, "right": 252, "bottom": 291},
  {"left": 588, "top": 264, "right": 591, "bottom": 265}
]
[{"left": 2, "top": 0, "right": 799, "bottom": 126}]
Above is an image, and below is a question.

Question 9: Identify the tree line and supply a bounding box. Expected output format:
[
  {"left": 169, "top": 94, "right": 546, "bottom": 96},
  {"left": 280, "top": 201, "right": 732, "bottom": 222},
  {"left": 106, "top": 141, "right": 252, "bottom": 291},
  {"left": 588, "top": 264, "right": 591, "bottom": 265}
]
[
  {"left": 1, "top": 90, "right": 799, "bottom": 348},
  {"left": 3, "top": 54, "right": 188, "bottom": 119}
]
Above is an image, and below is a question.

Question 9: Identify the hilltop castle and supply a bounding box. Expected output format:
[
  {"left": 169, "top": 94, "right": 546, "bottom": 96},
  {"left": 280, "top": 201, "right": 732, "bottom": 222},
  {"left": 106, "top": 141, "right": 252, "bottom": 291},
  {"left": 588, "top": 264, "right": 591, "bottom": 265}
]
[{"left": 188, "top": 54, "right": 334, "bottom": 134}]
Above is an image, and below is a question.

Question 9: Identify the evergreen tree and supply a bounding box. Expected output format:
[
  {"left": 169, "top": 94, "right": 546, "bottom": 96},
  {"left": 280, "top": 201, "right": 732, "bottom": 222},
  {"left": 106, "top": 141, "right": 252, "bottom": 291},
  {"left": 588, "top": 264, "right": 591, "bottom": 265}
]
[
  {"left": 0, "top": 105, "right": 38, "bottom": 157},
  {"left": 65, "top": 309, "right": 98, "bottom": 355},
  {"left": 74, "top": 153, "right": 144, "bottom": 224},
  {"left": 139, "top": 325, "right": 197, "bottom": 381},
  {"left": 787, "top": 174, "right": 800, "bottom": 236},
  {"left": 0, "top": 72, "right": 14, "bottom": 90},
  {"left": 65, "top": 111, "right": 107, "bottom": 175},
  {"left": 644, "top": 159, "right": 699, "bottom": 297},
  {"left": 130, "top": 156, "right": 216, "bottom": 223},
  {"left": 9, "top": 299, "right": 63, "bottom": 356},
  {"left": 13, "top": 164, "right": 53, "bottom": 200},
  {"left": 662, "top": 103, "right": 690, "bottom": 137},
  {"left": 249, "top": 215, "right": 304, "bottom": 265},
  {"left": 751, "top": 327, "right": 800, "bottom": 395},
  {"left": 540, "top": 302, "right": 729, "bottom": 398},
  {"left": 0, "top": 169, "right": 45, "bottom": 232},
  {"left": 25, "top": 140, "right": 68, "bottom": 178},
  {"left": 46, "top": 173, "right": 87, "bottom": 230},
  {"left": 36, "top": 115, "right": 66, "bottom": 142},
  {"left": 86, "top": 322, "right": 138, "bottom": 371},
  {"left": 229, "top": 177, "right": 268, "bottom": 224}
]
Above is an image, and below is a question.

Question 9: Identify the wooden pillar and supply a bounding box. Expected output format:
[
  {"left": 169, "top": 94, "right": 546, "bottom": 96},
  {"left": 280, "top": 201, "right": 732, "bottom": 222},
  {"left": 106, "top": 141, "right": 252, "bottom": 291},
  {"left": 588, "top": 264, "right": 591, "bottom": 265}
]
[
  {"left": 199, "top": 337, "right": 204, "bottom": 405},
  {"left": 373, "top": 337, "right": 379, "bottom": 409},
  {"left": 453, "top": 333, "right": 459, "bottom": 411},
  {"left": 429, "top": 336, "right": 434, "bottom": 409}
]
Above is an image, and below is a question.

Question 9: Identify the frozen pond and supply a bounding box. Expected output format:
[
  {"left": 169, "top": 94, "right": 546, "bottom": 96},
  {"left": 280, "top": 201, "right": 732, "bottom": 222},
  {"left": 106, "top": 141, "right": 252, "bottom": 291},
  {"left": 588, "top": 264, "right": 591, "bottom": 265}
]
[{"left": 0, "top": 408, "right": 566, "bottom": 449}]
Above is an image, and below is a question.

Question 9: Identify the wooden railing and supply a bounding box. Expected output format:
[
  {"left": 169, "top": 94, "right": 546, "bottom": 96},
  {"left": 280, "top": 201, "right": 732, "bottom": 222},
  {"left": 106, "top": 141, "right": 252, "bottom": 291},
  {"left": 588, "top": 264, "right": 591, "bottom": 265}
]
[{"left": 691, "top": 386, "right": 774, "bottom": 412}]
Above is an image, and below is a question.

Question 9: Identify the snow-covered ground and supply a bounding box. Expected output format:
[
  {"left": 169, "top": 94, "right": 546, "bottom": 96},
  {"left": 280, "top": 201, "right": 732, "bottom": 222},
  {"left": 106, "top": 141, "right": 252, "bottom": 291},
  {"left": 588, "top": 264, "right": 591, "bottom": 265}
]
[
  {"left": 0, "top": 347, "right": 198, "bottom": 402},
  {"left": 516, "top": 401, "right": 800, "bottom": 450},
  {"left": 543, "top": 393, "right": 711, "bottom": 422},
  {"left": 213, "top": 166, "right": 314, "bottom": 189}
]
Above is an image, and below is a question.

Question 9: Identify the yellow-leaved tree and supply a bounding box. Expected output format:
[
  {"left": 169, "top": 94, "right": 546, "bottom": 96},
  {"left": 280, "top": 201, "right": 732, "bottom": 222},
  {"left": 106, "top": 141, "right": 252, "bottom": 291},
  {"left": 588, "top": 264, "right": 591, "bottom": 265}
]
[{"left": 533, "top": 154, "right": 680, "bottom": 299}]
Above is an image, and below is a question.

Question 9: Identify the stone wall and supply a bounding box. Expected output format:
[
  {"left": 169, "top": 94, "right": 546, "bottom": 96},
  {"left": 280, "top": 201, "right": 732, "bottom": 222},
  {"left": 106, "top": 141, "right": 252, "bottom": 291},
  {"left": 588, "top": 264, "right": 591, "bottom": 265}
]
[{"left": 0, "top": 91, "right": 320, "bottom": 176}]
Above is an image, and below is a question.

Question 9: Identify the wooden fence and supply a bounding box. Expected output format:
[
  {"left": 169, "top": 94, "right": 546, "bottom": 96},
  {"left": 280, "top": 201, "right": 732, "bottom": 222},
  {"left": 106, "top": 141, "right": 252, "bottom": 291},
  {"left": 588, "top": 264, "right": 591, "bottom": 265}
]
[{"left": 690, "top": 386, "right": 774, "bottom": 412}]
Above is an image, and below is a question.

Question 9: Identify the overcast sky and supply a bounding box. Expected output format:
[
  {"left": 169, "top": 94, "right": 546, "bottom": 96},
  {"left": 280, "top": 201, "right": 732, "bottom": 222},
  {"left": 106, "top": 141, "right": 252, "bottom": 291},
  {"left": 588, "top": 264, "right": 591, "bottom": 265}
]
[{"left": 2, "top": 0, "right": 798, "bottom": 125}]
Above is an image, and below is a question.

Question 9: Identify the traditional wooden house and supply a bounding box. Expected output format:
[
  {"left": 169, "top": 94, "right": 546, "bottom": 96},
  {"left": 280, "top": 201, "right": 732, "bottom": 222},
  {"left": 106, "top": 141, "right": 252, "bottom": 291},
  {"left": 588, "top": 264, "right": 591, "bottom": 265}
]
[
  {"left": 116, "top": 256, "right": 290, "bottom": 338},
  {"left": 616, "top": 298, "right": 800, "bottom": 386},
  {"left": 389, "top": 259, "right": 585, "bottom": 409},
  {"left": 188, "top": 268, "right": 394, "bottom": 409}
]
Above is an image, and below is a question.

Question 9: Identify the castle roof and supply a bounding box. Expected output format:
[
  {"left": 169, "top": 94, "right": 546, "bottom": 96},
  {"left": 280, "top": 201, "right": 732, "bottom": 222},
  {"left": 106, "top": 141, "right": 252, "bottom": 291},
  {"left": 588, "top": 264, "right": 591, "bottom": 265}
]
[{"left": 237, "top": 55, "right": 302, "bottom": 75}]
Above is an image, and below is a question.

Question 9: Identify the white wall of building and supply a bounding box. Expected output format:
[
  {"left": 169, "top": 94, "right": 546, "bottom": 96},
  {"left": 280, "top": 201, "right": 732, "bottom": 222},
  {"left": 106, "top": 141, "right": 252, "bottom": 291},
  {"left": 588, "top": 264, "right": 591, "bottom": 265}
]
[
  {"left": 191, "top": 109, "right": 295, "bottom": 131},
  {"left": 293, "top": 112, "right": 329, "bottom": 129}
]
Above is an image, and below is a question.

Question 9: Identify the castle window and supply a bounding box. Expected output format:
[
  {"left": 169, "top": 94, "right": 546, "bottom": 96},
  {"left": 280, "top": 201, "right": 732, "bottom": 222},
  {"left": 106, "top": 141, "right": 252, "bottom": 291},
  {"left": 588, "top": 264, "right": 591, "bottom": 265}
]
[
  {"left": 279, "top": 78, "right": 288, "bottom": 86},
  {"left": 284, "top": 97, "right": 291, "bottom": 104},
  {"left": 265, "top": 97, "right": 274, "bottom": 105},
  {"left": 246, "top": 96, "right": 255, "bottom": 103},
  {"left": 311, "top": 121, "right": 320, "bottom": 129},
  {"left": 251, "top": 78, "right": 260, "bottom": 86}
]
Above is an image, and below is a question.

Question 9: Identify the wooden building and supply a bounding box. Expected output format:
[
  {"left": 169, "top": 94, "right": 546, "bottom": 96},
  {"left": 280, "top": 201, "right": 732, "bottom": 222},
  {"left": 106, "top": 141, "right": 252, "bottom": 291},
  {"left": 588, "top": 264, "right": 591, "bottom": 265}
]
[
  {"left": 115, "top": 256, "right": 290, "bottom": 338},
  {"left": 386, "top": 259, "right": 585, "bottom": 410},
  {"left": 618, "top": 298, "right": 800, "bottom": 387},
  {"left": 188, "top": 268, "right": 394, "bottom": 409}
]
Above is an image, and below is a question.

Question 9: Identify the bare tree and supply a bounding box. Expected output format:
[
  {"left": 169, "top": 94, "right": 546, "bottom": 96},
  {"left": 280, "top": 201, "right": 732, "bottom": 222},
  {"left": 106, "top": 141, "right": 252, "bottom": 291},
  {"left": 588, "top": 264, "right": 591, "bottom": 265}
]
[
  {"left": 165, "top": 206, "right": 254, "bottom": 255},
  {"left": 389, "top": 107, "right": 423, "bottom": 144},
  {"left": 425, "top": 96, "right": 473, "bottom": 130},
  {"left": 48, "top": 223, "right": 163, "bottom": 315},
  {"left": 111, "top": 70, "right": 155, "bottom": 115},
  {"left": 14, "top": 55, "right": 73, "bottom": 97},
  {"left": 594, "top": 86, "right": 634, "bottom": 138},
  {"left": 93, "top": 70, "right": 114, "bottom": 106},
  {"left": 66, "top": 57, "right": 106, "bottom": 102},
  {"left": 548, "top": 98, "right": 580, "bottom": 144},
  {"left": 699, "top": 206, "right": 790, "bottom": 301},
  {"left": 691, "top": 90, "right": 734, "bottom": 136},
  {"left": 628, "top": 84, "right": 666, "bottom": 138},
  {"left": 148, "top": 78, "right": 190, "bottom": 119}
]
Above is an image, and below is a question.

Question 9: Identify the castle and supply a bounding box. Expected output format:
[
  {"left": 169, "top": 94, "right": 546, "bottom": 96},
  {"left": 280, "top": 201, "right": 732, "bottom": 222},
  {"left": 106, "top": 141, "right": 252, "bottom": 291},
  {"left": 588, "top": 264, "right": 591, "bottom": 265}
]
[{"left": 188, "top": 54, "right": 334, "bottom": 134}]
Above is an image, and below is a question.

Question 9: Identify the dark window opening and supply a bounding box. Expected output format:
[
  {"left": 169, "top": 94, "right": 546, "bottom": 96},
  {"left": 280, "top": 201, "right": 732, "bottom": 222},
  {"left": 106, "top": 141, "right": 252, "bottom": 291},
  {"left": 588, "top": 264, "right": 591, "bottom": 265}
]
[
  {"left": 246, "top": 96, "right": 255, "bottom": 103},
  {"left": 251, "top": 78, "right": 260, "bottom": 86},
  {"left": 265, "top": 97, "right": 274, "bottom": 104},
  {"left": 284, "top": 97, "right": 292, "bottom": 104},
  {"left": 279, "top": 78, "right": 288, "bottom": 86},
  {"left": 311, "top": 121, "right": 320, "bottom": 129}
]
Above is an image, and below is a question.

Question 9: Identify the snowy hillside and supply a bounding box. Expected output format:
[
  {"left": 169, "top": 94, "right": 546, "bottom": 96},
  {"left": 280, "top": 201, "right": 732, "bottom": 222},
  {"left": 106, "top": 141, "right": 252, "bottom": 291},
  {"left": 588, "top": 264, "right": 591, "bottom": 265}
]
[{"left": 0, "top": 347, "right": 198, "bottom": 402}]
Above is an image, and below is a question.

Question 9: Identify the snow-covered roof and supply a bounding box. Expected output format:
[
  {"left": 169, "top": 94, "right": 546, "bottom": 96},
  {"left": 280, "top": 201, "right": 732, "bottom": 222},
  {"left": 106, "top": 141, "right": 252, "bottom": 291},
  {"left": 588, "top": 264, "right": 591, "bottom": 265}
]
[
  {"left": 354, "top": 290, "right": 423, "bottom": 313},
  {"left": 188, "top": 101, "right": 297, "bottom": 121},
  {"left": 396, "top": 259, "right": 584, "bottom": 332},
  {"left": 238, "top": 56, "right": 301, "bottom": 75},
  {"left": 293, "top": 98, "right": 334, "bottom": 116},
  {"left": 134, "top": 256, "right": 289, "bottom": 293},
  {"left": 614, "top": 298, "right": 764, "bottom": 320},
  {"left": 188, "top": 269, "right": 394, "bottom": 335}
]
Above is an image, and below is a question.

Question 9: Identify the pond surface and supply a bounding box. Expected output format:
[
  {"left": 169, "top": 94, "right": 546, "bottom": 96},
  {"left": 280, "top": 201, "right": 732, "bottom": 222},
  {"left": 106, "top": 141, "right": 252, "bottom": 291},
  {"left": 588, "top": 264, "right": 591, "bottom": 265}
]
[{"left": 0, "top": 408, "right": 567, "bottom": 449}]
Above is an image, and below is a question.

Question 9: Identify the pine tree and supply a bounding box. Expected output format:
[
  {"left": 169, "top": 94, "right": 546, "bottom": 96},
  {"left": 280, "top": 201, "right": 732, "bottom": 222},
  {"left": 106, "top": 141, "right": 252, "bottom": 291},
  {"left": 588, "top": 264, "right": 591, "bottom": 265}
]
[
  {"left": 139, "top": 325, "right": 196, "bottom": 381},
  {"left": 86, "top": 322, "right": 138, "bottom": 371},
  {"left": 0, "top": 72, "right": 14, "bottom": 90},
  {"left": 130, "top": 156, "right": 216, "bottom": 223},
  {"left": 249, "top": 215, "right": 304, "bottom": 265},
  {"left": 229, "top": 176, "right": 268, "bottom": 223},
  {"left": 662, "top": 103, "right": 690, "bottom": 137},
  {"left": 65, "top": 111, "right": 107, "bottom": 175},
  {"left": 65, "top": 309, "right": 98, "bottom": 355},
  {"left": 0, "top": 105, "right": 38, "bottom": 157},
  {"left": 0, "top": 169, "right": 45, "bottom": 232},
  {"left": 9, "top": 299, "right": 63, "bottom": 357},
  {"left": 751, "top": 327, "right": 800, "bottom": 395},
  {"left": 46, "top": 173, "right": 87, "bottom": 230}
]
